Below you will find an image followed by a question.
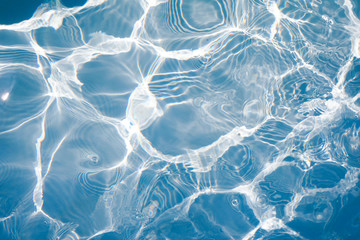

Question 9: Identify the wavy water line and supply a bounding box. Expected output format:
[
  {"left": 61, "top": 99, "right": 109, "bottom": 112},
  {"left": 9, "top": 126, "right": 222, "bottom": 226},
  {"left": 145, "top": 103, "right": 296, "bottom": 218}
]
[{"left": 0, "top": 0, "right": 360, "bottom": 239}]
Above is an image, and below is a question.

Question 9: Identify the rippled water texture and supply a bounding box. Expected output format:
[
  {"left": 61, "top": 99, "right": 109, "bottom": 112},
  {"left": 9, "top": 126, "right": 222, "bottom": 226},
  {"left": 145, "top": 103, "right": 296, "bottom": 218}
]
[{"left": 1, "top": 0, "right": 360, "bottom": 239}]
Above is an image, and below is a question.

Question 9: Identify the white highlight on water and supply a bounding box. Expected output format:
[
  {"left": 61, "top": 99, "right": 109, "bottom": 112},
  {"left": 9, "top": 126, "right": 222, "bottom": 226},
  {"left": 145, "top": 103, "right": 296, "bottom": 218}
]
[
  {"left": 1, "top": 92, "right": 9, "bottom": 101},
  {"left": 0, "top": 0, "right": 359, "bottom": 239}
]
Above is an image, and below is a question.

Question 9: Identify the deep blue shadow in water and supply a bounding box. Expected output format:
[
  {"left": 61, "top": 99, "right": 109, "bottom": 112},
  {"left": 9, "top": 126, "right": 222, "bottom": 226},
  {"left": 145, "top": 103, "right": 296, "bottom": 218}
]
[
  {"left": 345, "top": 58, "right": 360, "bottom": 98},
  {"left": 61, "top": 0, "right": 87, "bottom": 8},
  {"left": 0, "top": 0, "right": 88, "bottom": 25},
  {"left": 353, "top": 0, "right": 360, "bottom": 19},
  {"left": 327, "top": 177, "right": 360, "bottom": 239},
  {"left": 0, "top": 0, "right": 46, "bottom": 24}
]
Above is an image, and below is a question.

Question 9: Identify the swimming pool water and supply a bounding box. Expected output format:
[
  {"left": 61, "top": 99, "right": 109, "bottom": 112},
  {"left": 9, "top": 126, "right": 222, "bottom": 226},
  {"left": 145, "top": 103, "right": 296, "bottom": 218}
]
[{"left": 0, "top": 0, "right": 360, "bottom": 239}]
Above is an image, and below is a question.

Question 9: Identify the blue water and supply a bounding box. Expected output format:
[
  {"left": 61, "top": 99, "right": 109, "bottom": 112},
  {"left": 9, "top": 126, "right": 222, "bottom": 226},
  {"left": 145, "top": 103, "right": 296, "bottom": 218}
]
[{"left": 0, "top": 0, "right": 360, "bottom": 239}]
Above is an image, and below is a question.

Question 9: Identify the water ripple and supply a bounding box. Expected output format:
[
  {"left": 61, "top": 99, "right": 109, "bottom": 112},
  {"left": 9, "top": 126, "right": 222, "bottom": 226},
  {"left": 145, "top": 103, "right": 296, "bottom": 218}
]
[{"left": 1, "top": 0, "right": 360, "bottom": 239}]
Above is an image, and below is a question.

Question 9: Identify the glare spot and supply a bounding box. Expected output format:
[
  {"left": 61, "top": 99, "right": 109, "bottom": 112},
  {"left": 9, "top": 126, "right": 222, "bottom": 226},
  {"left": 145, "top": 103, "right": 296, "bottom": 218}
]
[{"left": 1, "top": 92, "right": 9, "bottom": 101}]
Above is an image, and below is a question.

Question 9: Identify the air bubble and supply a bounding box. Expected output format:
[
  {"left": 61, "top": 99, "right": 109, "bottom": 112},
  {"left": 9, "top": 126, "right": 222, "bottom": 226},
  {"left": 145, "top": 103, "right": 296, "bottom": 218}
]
[
  {"left": 87, "top": 154, "right": 100, "bottom": 166},
  {"left": 231, "top": 198, "right": 239, "bottom": 207}
]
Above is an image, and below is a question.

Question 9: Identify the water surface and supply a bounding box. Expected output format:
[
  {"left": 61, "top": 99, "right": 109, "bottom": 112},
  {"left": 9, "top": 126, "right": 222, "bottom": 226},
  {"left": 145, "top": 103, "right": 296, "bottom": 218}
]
[{"left": 0, "top": 0, "right": 360, "bottom": 239}]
